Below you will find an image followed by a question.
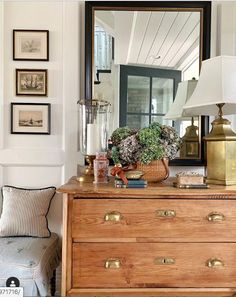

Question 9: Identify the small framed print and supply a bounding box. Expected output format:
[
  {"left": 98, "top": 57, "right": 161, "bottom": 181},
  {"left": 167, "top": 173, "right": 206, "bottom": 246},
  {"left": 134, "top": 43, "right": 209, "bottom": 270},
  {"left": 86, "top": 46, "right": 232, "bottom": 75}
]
[
  {"left": 13, "top": 29, "right": 49, "bottom": 61},
  {"left": 16, "top": 69, "right": 47, "bottom": 96},
  {"left": 11, "top": 103, "right": 51, "bottom": 135}
]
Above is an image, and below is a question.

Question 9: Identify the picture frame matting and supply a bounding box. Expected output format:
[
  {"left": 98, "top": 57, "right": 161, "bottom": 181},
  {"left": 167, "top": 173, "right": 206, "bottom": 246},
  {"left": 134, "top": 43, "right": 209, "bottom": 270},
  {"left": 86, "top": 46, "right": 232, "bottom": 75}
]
[
  {"left": 16, "top": 68, "right": 48, "bottom": 96},
  {"left": 11, "top": 103, "right": 51, "bottom": 135},
  {"left": 13, "top": 29, "right": 49, "bottom": 61}
]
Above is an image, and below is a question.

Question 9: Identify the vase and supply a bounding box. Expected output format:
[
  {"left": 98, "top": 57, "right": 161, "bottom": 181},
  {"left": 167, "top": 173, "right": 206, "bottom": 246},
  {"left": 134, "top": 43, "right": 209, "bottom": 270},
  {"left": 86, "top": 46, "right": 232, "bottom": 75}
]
[{"left": 136, "top": 158, "right": 169, "bottom": 183}]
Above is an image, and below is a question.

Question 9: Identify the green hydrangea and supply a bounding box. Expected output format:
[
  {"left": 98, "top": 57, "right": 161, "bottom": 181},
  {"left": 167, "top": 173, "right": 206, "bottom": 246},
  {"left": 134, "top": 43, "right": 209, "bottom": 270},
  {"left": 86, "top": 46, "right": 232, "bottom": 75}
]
[
  {"left": 110, "top": 122, "right": 181, "bottom": 165},
  {"left": 139, "top": 144, "right": 164, "bottom": 164},
  {"left": 110, "top": 127, "right": 135, "bottom": 146},
  {"left": 138, "top": 127, "right": 161, "bottom": 146},
  {"left": 111, "top": 146, "right": 120, "bottom": 165},
  {"left": 149, "top": 121, "right": 162, "bottom": 132}
]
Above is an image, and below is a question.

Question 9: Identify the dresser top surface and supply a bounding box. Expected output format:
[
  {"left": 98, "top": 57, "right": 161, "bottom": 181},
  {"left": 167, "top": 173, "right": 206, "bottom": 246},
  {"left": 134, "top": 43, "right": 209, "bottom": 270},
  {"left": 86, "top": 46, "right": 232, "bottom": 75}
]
[{"left": 57, "top": 176, "right": 236, "bottom": 199}]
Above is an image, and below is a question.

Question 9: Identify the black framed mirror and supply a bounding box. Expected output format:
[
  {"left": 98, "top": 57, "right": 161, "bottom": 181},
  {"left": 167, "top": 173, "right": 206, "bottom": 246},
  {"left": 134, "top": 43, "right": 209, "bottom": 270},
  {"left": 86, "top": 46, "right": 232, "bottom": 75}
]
[{"left": 85, "top": 1, "right": 211, "bottom": 166}]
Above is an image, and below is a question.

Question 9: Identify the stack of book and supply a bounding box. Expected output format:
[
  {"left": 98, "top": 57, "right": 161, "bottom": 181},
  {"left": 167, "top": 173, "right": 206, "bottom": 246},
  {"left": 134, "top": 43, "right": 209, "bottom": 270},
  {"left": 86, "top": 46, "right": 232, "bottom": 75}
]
[{"left": 115, "top": 179, "right": 147, "bottom": 188}]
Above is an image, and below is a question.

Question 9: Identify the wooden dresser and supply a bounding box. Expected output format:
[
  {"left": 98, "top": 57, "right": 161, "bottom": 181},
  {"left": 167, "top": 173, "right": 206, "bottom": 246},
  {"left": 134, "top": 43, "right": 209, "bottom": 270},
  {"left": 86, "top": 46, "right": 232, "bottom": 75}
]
[{"left": 58, "top": 177, "right": 236, "bottom": 297}]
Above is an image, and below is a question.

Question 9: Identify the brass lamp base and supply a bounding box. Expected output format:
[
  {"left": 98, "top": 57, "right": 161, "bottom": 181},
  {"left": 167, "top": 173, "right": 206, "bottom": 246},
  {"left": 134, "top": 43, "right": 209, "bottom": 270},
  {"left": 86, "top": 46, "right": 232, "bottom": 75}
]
[
  {"left": 180, "top": 118, "right": 199, "bottom": 158},
  {"left": 204, "top": 104, "right": 236, "bottom": 185},
  {"left": 77, "top": 155, "right": 96, "bottom": 182}
]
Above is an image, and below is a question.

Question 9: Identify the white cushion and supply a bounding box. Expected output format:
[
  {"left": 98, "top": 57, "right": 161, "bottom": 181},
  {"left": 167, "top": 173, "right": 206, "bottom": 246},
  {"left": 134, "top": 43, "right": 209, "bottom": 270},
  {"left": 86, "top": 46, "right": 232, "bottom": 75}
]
[{"left": 0, "top": 186, "right": 56, "bottom": 237}]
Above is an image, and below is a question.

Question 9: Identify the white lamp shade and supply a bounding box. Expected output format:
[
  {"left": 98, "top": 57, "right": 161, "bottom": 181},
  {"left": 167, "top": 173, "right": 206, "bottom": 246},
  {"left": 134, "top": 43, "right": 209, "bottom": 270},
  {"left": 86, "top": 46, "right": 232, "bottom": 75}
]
[
  {"left": 183, "top": 56, "right": 236, "bottom": 116},
  {"left": 165, "top": 79, "right": 197, "bottom": 120}
]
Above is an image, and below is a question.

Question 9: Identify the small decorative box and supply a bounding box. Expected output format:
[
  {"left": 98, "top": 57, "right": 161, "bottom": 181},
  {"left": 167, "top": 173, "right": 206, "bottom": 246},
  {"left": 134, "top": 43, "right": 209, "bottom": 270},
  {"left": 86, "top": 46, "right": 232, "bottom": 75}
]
[{"left": 176, "top": 171, "right": 204, "bottom": 185}]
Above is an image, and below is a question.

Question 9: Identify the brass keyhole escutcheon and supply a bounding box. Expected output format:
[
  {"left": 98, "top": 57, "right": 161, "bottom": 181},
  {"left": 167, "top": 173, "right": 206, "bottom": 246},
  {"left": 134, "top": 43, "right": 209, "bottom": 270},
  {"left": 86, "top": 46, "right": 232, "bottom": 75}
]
[
  {"left": 156, "top": 209, "right": 176, "bottom": 218},
  {"left": 154, "top": 257, "right": 175, "bottom": 265}
]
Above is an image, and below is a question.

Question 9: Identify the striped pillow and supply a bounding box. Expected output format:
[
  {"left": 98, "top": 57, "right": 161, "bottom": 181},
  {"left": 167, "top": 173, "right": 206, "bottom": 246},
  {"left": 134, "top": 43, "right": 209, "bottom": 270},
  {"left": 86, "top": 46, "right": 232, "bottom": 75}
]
[{"left": 0, "top": 186, "right": 56, "bottom": 237}]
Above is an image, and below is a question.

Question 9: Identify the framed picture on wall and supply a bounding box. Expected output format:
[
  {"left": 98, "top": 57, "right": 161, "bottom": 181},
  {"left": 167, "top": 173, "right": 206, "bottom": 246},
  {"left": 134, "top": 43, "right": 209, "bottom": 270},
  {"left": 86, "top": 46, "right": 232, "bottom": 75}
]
[
  {"left": 13, "top": 29, "right": 49, "bottom": 61},
  {"left": 11, "top": 103, "right": 51, "bottom": 135},
  {"left": 16, "top": 69, "right": 48, "bottom": 96}
]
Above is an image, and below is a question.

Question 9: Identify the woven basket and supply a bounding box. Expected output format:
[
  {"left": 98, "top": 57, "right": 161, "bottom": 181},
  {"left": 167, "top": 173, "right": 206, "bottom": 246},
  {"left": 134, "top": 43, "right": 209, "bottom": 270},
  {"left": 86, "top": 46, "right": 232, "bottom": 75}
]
[{"left": 136, "top": 158, "right": 169, "bottom": 183}]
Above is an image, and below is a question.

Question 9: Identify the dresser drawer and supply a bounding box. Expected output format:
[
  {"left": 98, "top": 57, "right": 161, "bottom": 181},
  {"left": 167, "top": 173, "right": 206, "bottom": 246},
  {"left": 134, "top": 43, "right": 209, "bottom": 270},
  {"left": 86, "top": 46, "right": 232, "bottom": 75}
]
[
  {"left": 72, "top": 242, "right": 236, "bottom": 288},
  {"left": 72, "top": 199, "right": 236, "bottom": 242}
]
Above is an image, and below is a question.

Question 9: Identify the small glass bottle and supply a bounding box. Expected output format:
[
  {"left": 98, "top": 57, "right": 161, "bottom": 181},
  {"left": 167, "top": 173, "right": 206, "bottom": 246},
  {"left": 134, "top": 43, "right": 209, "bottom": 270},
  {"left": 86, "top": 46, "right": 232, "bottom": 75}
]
[{"left": 93, "top": 152, "right": 109, "bottom": 183}]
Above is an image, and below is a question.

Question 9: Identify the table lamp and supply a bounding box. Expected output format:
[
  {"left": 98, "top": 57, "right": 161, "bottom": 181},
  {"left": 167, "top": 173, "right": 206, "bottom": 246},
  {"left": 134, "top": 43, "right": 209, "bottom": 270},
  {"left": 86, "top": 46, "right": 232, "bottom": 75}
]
[
  {"left": 165, "top": 79, "right": 199, "bottom": 158},
  {"left": 183, "top": 56, "right": 236, "bottom": 185}
]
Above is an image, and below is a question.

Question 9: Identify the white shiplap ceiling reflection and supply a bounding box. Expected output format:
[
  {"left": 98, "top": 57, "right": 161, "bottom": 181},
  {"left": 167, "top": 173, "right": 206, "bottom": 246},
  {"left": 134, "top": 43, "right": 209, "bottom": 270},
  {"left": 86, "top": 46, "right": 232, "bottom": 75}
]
[{"left": 95, "top": 10, "right": 200, "bottom": 71}]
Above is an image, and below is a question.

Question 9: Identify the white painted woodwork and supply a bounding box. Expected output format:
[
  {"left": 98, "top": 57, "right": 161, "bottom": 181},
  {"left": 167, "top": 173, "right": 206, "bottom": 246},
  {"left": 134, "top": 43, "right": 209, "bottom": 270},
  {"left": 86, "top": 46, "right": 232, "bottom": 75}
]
[
  {"left": 217, "top": 2, "right": 236, "bottom": 131},
  {"left": 0, "top": 2, "right": 4, "bottom": 151},
  {"left": 168, "top": 23, "right": 200, "bottom": 69},
  {"left": 114, "top": 11, "right": 134, "bottom": 65},
  {"left": 127, "top": 11, "right": 152, "bottom": 64},
  {"left": 138, "top": 12, "right": 179, "bottom": 66},
  {"left": 95, "top": 11, "right": 115, "bottom": 38},
  {"left": 156, "top": 12, "right": 192, "bottom": 67},
  {"left": 220, "top": 3, "right": 236, "bottom": 56},
  {"left": 0, "top": 1, "right": 80, "bottom": 236},
  {"left": 167, "top": 15, "right": 200, "bottom": 67},
  {"left": 135, "top": 12, "right": 165, "bottom": 65},
  {"left": 95, "top": 10, "right": 200, "bottom": 71}
]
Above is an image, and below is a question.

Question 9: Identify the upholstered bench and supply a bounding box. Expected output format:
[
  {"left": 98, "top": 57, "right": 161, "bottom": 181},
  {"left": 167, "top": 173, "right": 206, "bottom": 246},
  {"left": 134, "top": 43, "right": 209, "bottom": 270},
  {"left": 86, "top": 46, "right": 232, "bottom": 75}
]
[
  {"left": 0, "top": 186, "right": 61, "bottom": 296},
  {"left": 0, "top": 233, "right": 60, "bottom": 296}
]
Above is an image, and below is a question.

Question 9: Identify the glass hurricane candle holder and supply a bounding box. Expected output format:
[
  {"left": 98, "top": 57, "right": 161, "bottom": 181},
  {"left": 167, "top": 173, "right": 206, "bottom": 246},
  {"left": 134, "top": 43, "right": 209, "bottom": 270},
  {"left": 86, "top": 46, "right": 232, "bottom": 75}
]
[{"left": 77, "top": 99, "right": 111, "bottom": 182}]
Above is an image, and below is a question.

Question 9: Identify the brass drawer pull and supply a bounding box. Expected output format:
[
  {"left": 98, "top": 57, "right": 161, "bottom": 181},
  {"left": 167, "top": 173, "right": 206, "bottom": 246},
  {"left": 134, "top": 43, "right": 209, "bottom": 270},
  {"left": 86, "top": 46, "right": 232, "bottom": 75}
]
[
  {"left": 206, "top": 258, "right": 224, "bottom": 268},
  {"left": 155, "top": 257, "right": 175, "bottom": 265},
  {"left": 104, "top": 211, "right": 123, "bottom": 222},
  {"left": 207, "top": 212, "right": 225, "bottom": 222},
  {"left": 156, "top": 209, "right": 176, "bottom": 218},
  {"left": 104, "top": 258, "right": 121, "bottom": 269}
]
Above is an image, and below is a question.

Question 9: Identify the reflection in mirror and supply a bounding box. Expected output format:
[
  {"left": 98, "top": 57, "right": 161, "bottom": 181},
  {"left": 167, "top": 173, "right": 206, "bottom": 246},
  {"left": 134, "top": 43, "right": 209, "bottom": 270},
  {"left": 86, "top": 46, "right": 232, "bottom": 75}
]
[
  {"left": 120, "top": 65, "right": 181, "bottom": 129},
  {"left": 127, "top": 76, "right": 174, "bottom": 128},
  {"left": 86, "top": 2, "right": 211, "bottom": 165}
]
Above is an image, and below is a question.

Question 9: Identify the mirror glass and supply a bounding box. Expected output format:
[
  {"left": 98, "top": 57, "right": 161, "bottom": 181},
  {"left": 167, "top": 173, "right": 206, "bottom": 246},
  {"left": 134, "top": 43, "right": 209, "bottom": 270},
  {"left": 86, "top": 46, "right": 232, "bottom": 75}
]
[{"left": 85, "top": 2, "right": 211, "bottom": 165}]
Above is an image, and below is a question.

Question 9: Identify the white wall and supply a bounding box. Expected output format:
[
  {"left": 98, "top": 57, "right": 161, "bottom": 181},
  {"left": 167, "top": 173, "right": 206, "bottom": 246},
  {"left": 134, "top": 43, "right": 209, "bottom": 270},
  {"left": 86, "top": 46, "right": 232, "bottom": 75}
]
[
  {"left": 214, "top": 1, "right": 236, "bottom": 130},
  {"left": 0, "top": 1, "right": 81, "bottom": 235}
]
